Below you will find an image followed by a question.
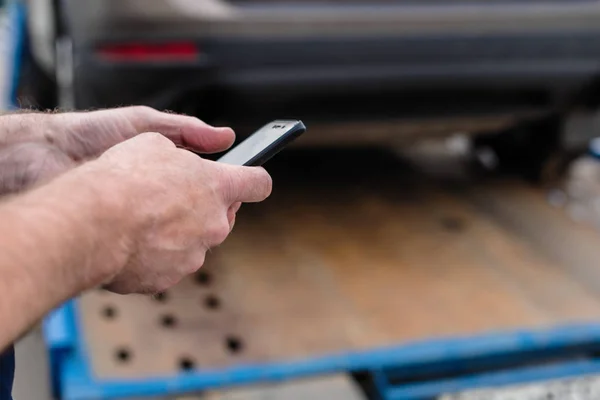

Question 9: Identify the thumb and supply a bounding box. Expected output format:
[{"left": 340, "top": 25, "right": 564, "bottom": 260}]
[{"left": 217, "top": 164, "right": 273, "bottom": 204}]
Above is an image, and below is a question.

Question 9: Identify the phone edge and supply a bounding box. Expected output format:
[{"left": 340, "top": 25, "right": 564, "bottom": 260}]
[{"left": 243, "top": 120, "right": 306, "bottom": 166}]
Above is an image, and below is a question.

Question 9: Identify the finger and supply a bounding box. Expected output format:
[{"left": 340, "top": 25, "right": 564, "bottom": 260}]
[
  {"left": 130, "top": 107, "right": 235, "bottom": 153},
  {"left": 218, "top": 165, "right": 272, "bottom": 203}
]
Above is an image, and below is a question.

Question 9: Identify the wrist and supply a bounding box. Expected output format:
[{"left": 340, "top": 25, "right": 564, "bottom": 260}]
[
  {"left": 22, "top": 160, "right": 139, "bottom": 290},
  {"left": 69, "top": 161, "right": 138, "bottom": 284}
]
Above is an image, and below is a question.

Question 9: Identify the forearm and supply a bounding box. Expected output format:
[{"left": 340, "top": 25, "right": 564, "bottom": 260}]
[{"left": 0, "top": 163, "right": 130, "bottom": 349}]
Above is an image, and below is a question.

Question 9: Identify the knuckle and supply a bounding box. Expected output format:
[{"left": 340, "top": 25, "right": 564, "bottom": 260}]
[
  {"left": 184, "top": 252, "right": 207, "bottom": 274},
  {"left": 152, "top": 279, "right": 176, "bottom": 295},
  {"left": 208, "top": 218, "right": 230, "bottom": 245},
  {"left": 143, "top": 131, "right": 165, "bottom": 141},
  {"left": 129, "top": 105, "right": 157, "bottom": 116},
  {"left": 150, "top": 272, "right": 186, "bottom": 294},
  {"left": 179, "top": 147, "right": 202, "bottom": 163},
  {"left": 139, "top": 132, "right": 173, "bottom": 147},
  {"left": 215, "top": 169, "right": 236, "bottom": 199}
]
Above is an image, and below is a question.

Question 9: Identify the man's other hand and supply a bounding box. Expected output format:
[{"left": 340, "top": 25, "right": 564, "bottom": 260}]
[
  {"left": 0, "top": 106, "right": 235, "bottom": 194},
  {"left": 49, "top": 106, "right": 235, "bottom": 158}
]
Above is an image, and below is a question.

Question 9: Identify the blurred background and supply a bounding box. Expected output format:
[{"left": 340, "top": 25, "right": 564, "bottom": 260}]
[{"left": 9, "top": 0, "right": 600, "bottom": 399}]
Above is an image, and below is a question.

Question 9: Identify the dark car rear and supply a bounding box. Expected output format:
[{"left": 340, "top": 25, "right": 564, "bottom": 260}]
[{"left": 22, "top": 0, "right": 600, "bottom": 149}]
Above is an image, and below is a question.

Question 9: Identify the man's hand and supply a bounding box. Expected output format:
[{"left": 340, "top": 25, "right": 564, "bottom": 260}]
[
  {"left": 48, "top": 106, "right": 235, "bottom": 158},
  {"left": 0, "top": 106, "right": 235, "bottom": 193},
  {"left": 85, "top": 132, "right": 271, "bottom": 294},
  {"left": 0, "top": 130, "right": 270, "bottom": 347}
]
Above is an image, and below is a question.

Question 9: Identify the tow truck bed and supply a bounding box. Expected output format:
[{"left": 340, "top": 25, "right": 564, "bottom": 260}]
[{"left": 73, "top": 149, "right": 600, "bottom": 381}]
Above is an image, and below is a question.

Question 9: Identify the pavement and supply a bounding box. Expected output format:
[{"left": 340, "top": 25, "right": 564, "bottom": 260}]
[
  {"left": 443, "top": 376, "right": 600, "bottom": 400},
  {"left": 13, "top": 330, "right": 52, "bottom": 400}
]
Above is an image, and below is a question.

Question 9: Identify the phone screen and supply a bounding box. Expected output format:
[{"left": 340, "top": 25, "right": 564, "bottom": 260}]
[{"left": 217, "top": 120, "right": 303, "bottom": 166}]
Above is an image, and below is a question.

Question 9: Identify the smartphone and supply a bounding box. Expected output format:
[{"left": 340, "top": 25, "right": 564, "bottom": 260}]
[{"left": 217, "top": 120, "right": 306, "bottom": 166}]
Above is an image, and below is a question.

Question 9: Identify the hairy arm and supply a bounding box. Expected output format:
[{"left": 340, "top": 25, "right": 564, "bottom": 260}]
[
  {"left": 0, "top": 111, "right": 54, "bottom": 144},
  {"left": 0, "top": 107, "right": 235, "bottom": 158},
  {"left": 0, "top": 163, "right": 129, "bottom": 350},
  {"left": 0, "top": 108, "right": 247, "bottom": 350}
]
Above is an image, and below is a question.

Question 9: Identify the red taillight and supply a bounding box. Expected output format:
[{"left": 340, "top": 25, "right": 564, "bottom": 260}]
[{"left": 97, "top": 42, "right": 199, "bottom": 62}]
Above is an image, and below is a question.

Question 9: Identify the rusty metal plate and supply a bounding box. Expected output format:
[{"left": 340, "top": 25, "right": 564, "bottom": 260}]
[{"left": 79, "top": 149, "right": 600, "bottom": 379}]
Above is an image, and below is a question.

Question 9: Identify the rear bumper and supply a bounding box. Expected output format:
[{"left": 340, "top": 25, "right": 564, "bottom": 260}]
[{"left": 73, "top": 32, "right": 600, "bottom": 130}]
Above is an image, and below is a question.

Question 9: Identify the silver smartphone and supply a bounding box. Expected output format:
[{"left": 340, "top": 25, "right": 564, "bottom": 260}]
[{"left": 217, "top": 120, "right": 306, "bottom": 166}]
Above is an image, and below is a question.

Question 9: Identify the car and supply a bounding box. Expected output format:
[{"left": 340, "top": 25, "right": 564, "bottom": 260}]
[{"left": 19, "top": 0, "right": 600, "bottom": 178}]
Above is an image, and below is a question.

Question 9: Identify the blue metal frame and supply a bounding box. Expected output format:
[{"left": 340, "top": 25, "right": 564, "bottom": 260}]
[
  {"left": 43, "top": 300, "right": 600, "bottom": 400},
  {"left": 5, "top": 0, "right": 26, "bottom": 110},
  {"left": 9, "top": 2, "right": 600, "bottom": 399}
]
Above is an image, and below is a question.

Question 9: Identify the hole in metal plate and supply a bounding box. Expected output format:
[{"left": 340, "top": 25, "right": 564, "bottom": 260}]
[
  {"left": 178, "top": 356, "right": 196, "bottom": 371},
  {"left": 194, "top": 271, "right": 211, "bottom": 286},
  {"left": 115, "top": 347, "right": 132, "bottom": 363},
  {"left": 204, "top": 295, "right": 221, "bottom": 310},
  {"left": 101, "top": 305, "right": 117, "bottom": 319},
  {"left": 225, "top": 336, "right": 244, "bottom": 355},
  {"left": 160, "top": 314, "right": 177, "bottom": 328}
]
